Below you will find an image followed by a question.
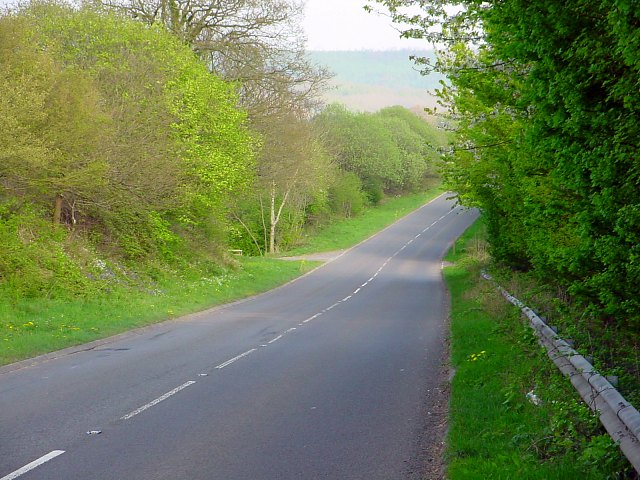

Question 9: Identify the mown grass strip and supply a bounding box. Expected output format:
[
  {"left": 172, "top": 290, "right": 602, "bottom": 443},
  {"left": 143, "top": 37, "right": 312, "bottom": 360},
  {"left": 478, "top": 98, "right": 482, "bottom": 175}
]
[{"left": 444, "top": 220, "right": 628, "bottom": 479}]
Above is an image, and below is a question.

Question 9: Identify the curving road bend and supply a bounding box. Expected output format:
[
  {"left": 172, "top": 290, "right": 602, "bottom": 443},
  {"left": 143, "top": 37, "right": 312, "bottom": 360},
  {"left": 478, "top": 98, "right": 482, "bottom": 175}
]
[{"left": 0, "top": 194, "right": 479, "bottom": 480}]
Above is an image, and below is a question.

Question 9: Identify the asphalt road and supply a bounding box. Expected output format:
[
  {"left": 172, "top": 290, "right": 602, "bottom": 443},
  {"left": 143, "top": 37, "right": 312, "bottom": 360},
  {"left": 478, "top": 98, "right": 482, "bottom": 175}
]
[{"left": 0, "top": 194, "right": 479, "bottom": 480}]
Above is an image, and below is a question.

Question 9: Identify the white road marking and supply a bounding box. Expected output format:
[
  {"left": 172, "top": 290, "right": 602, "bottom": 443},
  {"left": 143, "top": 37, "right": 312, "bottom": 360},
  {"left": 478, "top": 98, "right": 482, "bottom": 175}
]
[
  {"left": 342, "top": 295, "right": 352, "bottom": 301},
  {"left": 415, "top": 234, "right": 421, "bottom": 239},
  {"left": 215, "top": 349, "right": 257, "bottom": 370},
  {"left": 285, "top": 327, "right": 297, "bottom": 333},
  {"left": 353, "top": 288, "right": 361, "bottom": 294},
  {"left": 268, "top": 335, "right": 284, "bottom": 344},
  {"left": 121, "top": 381, "right": 196, "bottom": 420},
  {"left": 1, "top": 451, "right": 65, "bottom": 480},
  {"left": 302, "top": 314, "right": 321, "bottom": 324}
]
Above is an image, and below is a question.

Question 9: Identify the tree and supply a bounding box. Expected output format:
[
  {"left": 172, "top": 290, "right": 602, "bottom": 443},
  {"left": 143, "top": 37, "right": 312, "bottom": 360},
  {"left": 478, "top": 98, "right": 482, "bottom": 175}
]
[
  {"left": 314, "top": 104, "right": 442, "bottom": 200},
  {"left": 1, "top": 3, "right": 254, "bottom": 259},
  {"left": 376, "top": 106, "right": 442, "bottom": 191},
  {"left": 231, "top": 108, "right": 333, "bottom": 254},
  {"left": 98, "top": 0, "right": 330, "bottom": 118},
  {"left": 0, "top": 14, "right": 110, "bottom": 226},
  {"left": 98, "top": 0, "right": 331, "bottom": 255},
  {"left": 369, "top": 0, "right": 640, "bottom": 326},
  {"left": 314, "top": 104, "right": 403, "bottom": 200}
]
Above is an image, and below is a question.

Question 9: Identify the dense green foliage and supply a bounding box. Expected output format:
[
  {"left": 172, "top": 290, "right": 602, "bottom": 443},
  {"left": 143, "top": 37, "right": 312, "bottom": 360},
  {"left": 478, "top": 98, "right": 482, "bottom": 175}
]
[
  {"left": 0, "top": 3, "right": 253, "bottom": 283},
  {"left": 372, "top": 0, "right": 640, "bottom": 328},
  {"left": 313, "top": 104, "right": 442, "bottom": 203},
  {"left": 227, "top": 104, "right": 446, "bottom": 255}
]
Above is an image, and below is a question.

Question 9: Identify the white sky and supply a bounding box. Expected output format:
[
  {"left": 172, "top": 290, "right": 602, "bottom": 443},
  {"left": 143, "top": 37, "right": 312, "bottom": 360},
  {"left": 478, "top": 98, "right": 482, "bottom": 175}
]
[
  {"left": 303, "top": 0, "right": 426, "bottom": 51},
  {"left": 0, "top": 0, "right": 427, "bottom": 51}
]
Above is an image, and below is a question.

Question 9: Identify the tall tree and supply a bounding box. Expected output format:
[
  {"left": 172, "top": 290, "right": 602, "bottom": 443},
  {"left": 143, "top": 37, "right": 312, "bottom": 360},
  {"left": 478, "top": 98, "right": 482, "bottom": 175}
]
[
  {"left": 369, "top": 0, "right": 640, "bottom": 326},
  {"left": 98, "top": 0, "right": 330, "bottom": 117},
  {"left": 1, "top": 3, "right": 254, "bottom": 258},
  {"left": 0, "top": 14, "right": 110, "bottom": 226},
  {"left": 229, "top": 108, "right": 333, "bottom": 254}
]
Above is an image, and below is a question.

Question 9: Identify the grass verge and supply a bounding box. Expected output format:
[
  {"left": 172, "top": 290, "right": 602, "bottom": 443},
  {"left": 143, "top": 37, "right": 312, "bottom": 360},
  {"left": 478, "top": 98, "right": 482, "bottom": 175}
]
[
  {"left": 443, "top": 220, "right": 629, "bottom": 479},
  {"left": 286, "top": 188, "right": 444, "bottom": 255},
  {"left": 0, "top": 257, "right": 313, "bottom": 366},
  {"left": 1, "top": 187, "right": 443, "bottom": 367}
]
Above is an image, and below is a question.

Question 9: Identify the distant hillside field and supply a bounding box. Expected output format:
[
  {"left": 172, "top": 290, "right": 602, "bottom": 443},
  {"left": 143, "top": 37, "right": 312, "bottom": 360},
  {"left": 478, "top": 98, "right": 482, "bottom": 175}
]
[{"left": 309, "top": 50, "right": 444, "bottom": 112}]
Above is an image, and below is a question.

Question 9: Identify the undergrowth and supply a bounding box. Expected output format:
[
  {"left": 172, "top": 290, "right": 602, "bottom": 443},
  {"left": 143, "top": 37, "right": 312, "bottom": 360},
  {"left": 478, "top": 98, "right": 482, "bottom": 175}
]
[
  {"left": 488, "top": 267, "right": 640, "bottom": 409},
  {"left": 444, "top": 220, "right": 632, "bottom": 478}
]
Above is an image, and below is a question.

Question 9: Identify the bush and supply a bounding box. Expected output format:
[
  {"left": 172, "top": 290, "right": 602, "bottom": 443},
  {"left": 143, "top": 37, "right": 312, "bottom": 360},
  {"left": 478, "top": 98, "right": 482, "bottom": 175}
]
[
  {"left": 0, "top": 200, "right": 99, "bottom": 299},
  {"left": 328, "top": 172, "right": 367, "bottom": 217}
]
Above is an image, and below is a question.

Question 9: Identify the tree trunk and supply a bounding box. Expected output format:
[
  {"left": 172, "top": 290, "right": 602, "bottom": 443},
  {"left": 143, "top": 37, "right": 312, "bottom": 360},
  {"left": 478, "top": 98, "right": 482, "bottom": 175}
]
[
  {"left": 269, "top": 183, "right": 276, "bottom": 254},
  {"left": 53, "top": 195, "right": 63, "bottom": 225},
  {"left": 268, "top": 181, "right": 292, "bottom": 254}
]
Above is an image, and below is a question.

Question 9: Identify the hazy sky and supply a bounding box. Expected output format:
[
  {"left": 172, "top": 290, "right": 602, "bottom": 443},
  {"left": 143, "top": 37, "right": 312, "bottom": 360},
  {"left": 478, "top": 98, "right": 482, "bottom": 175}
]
[
  {"left": 303, "top": 0, "right": 426, "bottom": 51},
  {"left": 0, "top": 0, "right": 427, "bottom": 51}
]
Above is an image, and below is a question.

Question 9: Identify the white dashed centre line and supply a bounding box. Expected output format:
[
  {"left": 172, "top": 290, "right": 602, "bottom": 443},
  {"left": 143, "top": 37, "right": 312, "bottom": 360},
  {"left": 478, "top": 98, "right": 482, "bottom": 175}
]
[
  {"left": 121, "top": 381, "right": 196, "bottom": 420},
  {"left": 302, "top": 314, "right": 321, "bottom": 324},
  {"left": 1, "top": 451, "right": 65, "bottom": 480},
  {"left": 216, "top": 349, "right": 257, "bottom": 370}
]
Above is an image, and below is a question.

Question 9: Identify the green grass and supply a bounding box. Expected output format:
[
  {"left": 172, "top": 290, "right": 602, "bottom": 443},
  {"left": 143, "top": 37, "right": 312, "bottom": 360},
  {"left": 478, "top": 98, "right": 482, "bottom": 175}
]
[
  {"left": 0, "top": 257, "right": 313, "bottom": 366},
  {"left": 286, "top": 187, "right": 445, "bottom": 255},
  {"left": 1, "top": 186, "right": 444, "bottom": 366},
  {"left": 444, "top": 221, "right": 628, "bottom": 479}
]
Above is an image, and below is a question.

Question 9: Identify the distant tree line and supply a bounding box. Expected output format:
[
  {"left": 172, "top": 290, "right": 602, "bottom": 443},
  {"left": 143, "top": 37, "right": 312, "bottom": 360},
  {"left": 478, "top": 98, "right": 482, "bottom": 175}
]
[
  {"left": 0, "top": 0, "right": 444, "bottom": 297},
  {"left": 371, "top": 0, "right": 640, "bottom": 327}
]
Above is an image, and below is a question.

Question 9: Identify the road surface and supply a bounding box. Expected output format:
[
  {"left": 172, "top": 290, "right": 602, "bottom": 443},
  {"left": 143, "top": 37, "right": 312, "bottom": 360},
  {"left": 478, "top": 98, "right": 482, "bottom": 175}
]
[{"left": 0, "top": 194, "right": 479, "bottom": 480}]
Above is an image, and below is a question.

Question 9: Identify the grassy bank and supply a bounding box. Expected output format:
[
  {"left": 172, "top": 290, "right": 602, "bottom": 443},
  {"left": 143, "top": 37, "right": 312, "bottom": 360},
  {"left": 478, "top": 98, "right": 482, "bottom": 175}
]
[
  {"left": 1, "top": 188, "right": 441, "bottom": 367},
  {"left": 0, "top": 257, "right": 313, "bottom": 366},
  {"left": 285, "top": 188, "right": 444, "bottom": 255},
  {"left": 443, "top": 221, "right": 628, "bottom": 478}
]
